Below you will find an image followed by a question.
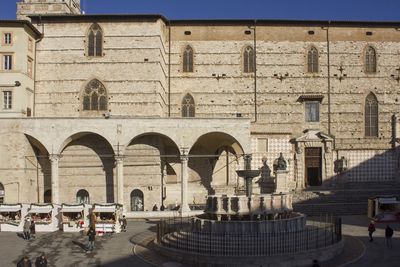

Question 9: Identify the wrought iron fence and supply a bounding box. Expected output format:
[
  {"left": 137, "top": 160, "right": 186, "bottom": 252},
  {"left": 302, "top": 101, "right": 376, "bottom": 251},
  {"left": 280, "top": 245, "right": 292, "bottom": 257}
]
[{"left": 157, "top": 215, "right": 342, "bottom": 256}]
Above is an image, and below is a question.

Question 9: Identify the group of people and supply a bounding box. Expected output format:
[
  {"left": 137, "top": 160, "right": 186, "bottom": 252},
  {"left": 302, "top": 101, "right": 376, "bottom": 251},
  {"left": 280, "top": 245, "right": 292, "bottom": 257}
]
[
  {"left": 22, "top": 217, "right": 35, "bottom": 240},
  {"left": 368, "top": 221, "right": 394, "bottom": 248},
  {"left": 17, "top": 253, "right": 47, "bottom": 267}
]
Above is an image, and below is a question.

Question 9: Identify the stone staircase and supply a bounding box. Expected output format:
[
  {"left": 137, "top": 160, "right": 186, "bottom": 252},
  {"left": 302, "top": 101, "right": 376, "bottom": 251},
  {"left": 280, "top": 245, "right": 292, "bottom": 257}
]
[{"left": 292, "top": 182, "right": 400, "bottom": 216}]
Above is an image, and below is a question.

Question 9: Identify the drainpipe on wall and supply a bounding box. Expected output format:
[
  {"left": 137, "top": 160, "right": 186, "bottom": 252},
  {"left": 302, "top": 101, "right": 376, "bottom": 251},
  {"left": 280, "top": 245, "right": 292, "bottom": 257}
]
[
  {"left": 168, "top": 20, "right": 171, "bottom": 117},
  {"left": 33, "top": 17, "right": 44, "bottom": 117},
  {"left": 253, "top": 20, "right": 257, "bottom": 122},
  {"left": 326, "top": 21, "right": 332, "bottom": 135}
]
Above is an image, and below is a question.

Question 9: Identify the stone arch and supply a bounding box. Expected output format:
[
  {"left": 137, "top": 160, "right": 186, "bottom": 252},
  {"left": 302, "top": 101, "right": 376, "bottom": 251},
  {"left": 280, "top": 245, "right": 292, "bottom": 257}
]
[
  {"left": 189, "top": 132, "right": 245, "bottom": 196},
  {"left": 76, "top": 189, "right": 90, "bottom": 204},
  {"left": 24, "top": 134, "right": 51, "bottom": 203},
  {"left": 58, "top": 132, "right": 116, "bottom": 203},
  {"left": 124, "top": 132, "right": 180, "bottom": 211},
  {"left": 130, "top": 189, "right": 144, "bottom": 211}
]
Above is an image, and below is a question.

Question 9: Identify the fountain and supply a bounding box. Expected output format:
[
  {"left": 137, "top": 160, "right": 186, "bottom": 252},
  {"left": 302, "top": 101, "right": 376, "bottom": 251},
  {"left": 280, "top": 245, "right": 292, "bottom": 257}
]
[{"left": 156, "top": 154, "right": 343, "bottom": 266}]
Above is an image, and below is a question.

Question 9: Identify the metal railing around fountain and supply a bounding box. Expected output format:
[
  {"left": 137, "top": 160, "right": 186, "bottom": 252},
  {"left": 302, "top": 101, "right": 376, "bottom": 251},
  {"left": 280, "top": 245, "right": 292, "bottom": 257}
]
[{"left": 157, "top": 215, "right": 342, "bottom": 256}]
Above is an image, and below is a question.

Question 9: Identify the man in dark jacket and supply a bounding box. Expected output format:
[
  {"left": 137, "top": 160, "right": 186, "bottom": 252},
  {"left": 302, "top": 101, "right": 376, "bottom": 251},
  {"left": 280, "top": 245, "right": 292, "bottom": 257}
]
[
  {"left": 87, "top": 226, "right": 96, "bottom": 251},
  {"left": 385, "top": 225, "right": 394, "bottom": 248},
  {"left": 17, "top": 256, "right": 32, "bottom": 267},
  {"left": 30, "top": 220, "right": 36, "bottom": 239},
  {"left": 35, "top": 253, "right": 47, "bottom": 267}
]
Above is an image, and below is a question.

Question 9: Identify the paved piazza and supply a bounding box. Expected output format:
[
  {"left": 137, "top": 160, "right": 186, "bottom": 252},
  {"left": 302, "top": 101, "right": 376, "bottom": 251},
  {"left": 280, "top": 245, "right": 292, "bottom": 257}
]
[{"left": 0, "top": 216, "right": 399, "bottom": 267}]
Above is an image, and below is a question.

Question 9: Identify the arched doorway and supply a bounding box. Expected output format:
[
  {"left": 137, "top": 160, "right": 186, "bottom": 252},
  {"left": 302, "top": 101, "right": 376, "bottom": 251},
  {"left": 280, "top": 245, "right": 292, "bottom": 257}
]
[
  {"left": 130, "top": 189, "right": 144, "bottom": 211},
  {"left": 0, "top": 183, "right": 4, "bottom": 203},
  {"left": 76, "top": 189, "right": 90, "bottom": 204},
  {"left": 44, "top": 189, "right": 51, "bottom": 203}
]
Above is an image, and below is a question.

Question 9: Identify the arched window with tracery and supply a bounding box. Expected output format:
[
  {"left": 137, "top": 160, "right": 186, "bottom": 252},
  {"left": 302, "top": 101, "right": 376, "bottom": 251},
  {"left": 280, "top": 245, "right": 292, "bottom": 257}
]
[
  {"left": 243, "top": 46, "right": 254, "bottom": 73},
  {"left": 82, "top": 79, "right": 108, "bottom": 111},
  {"left": 307, "top": 46, "right": 319, "bottom": 73},
  {"left": 87, "top": 23, "right": 103, "bottom": 57},
  {"left": 76, "top": 189, "right": 90, "bottom": 204},
  {"left": 365, "top": 46, "right": 376, "bottom": 73},
  {"left": 0, "top": 183, "right": 4, "bottom": 203},
  {"left": 365, "top": 93, "right": 378, "bottom": 137},
  {"left": 183, "top": 45, "right": 193, "bottom": 72},
  {"left": 181, "top": 93, "right": 195, "bottom": 117},
  {"left": 131, "top": 189, "right": 144, "bottom": 211}
]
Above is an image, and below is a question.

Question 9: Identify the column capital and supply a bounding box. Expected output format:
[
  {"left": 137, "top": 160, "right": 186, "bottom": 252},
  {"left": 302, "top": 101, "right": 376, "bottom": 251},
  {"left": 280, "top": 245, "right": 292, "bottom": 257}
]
[
  {"left": 180, "top": 147, "right": 189, "bottom": 161},
  {"left": 115, "top": 155, "right": 125, "bottom": 163},
  {"left": 49, "top": 154, "right": 61, "bottom": 163}
]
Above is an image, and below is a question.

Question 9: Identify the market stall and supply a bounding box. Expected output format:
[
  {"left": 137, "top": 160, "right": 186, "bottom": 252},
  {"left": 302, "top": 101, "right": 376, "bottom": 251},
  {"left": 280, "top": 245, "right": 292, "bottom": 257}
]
[
  {"left": 0, "top": 204, "right": 27, "bottom": 232},
  {"left": 91, "top": 204, "right": 122, "bottom": 234},
  {"left": 60, "top": 203, "right": 90, "bottom": 232},
  {"left": 27, "top": 204, "right": 60, "bottom": 232},
  {"left": 368, "top": 196, "right": 400, "bottom": 223}
]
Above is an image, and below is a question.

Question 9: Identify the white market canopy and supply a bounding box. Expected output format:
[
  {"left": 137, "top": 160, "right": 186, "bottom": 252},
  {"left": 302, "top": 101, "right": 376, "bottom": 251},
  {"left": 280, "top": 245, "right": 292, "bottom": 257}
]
[
  {"left": 378, "top": 198, "right": 400, "bottom": 204},
  {"left": 93, "top": 205, "right": 117, "bottom": 213},
  {"left": 60, "top": 204, "right": 84, "bottom": 213},
  {"left": 28, "top": 205, "right": 53, "bottom": 214},
  {"left": 0, "top": 204, "right": 22, "bottom": 212}
]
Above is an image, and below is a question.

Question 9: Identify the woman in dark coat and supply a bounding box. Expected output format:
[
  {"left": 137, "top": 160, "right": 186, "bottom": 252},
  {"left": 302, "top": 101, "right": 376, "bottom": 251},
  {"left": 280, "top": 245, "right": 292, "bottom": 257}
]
[
  {"left": 30, "top": 220, "right": 36, "bottom": 239},
  {"left": 17, "top": 256, "right": 32, "bottom": 267},
  {"left": 35, "top": 253, "right": 47, "bottom": 267}
]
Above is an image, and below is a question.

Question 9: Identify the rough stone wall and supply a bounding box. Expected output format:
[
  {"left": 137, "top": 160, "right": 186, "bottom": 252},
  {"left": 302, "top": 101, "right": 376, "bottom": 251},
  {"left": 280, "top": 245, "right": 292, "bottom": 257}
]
[
  {"left": 0, "top": 133, "right": 38, "bottom": 203},
  {"left": 34, "top": 20, "right": 168, "bottom": 118}
]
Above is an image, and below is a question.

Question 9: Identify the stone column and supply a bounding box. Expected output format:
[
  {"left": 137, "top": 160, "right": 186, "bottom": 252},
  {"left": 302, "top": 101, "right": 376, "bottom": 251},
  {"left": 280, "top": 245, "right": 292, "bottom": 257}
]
[
  {"left": 180, "top": 152, "right": 190, "bottom": 214},
  {"left": 115, "top": 156, "right": 124, "bottom": 208},
  {"left": 49, "top": 154, "right": 60, "bottom": 204}
]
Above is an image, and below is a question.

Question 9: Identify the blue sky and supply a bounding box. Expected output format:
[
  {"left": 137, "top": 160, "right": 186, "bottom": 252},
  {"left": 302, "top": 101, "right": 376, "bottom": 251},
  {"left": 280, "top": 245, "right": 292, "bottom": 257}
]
[{"left": 1, "top": 0, "right": 400, "bottom": 21}]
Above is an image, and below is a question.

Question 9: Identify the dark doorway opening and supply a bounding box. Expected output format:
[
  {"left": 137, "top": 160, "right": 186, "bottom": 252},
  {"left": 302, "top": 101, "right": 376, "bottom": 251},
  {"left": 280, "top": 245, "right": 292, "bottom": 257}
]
[{"left": 305, "top": 147, "right": 322, "bottom": 186}]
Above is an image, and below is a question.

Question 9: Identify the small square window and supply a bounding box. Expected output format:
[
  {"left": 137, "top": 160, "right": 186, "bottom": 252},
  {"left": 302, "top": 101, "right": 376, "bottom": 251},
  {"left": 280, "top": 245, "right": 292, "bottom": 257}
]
[
  {"left": 3, "top": 91, "right": 12, "bottom": 109},
  {"left": 27, "top": 58, "right": 33, "bottom": 77},
  {"left": 305, "top": 101, "right": 319, "bottom": 122},
  {"left": 3, "top": 33, "right": 12, "bottom": 45},
  {"left": 3, "top": 55, "right": 12, "bottom": 70},
  {"left": 28, "top": 38, "right": 33, "bottom": 51}
]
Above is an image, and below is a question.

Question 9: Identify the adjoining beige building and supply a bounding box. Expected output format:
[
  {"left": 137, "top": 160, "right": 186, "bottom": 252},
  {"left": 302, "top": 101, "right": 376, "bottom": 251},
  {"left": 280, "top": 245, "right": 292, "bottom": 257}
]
[{"left": 0, "top": 0, "right": 399, "bottom": 213}]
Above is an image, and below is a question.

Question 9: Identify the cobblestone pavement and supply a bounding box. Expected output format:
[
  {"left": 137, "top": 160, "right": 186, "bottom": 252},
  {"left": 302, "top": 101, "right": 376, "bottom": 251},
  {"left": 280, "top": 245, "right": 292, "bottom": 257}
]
[
  {"left": 1, "top": 216, "right": 399, "bottom": 267},
  {"left": 0, "top": 220, "right": 155, "bottom": 267}
]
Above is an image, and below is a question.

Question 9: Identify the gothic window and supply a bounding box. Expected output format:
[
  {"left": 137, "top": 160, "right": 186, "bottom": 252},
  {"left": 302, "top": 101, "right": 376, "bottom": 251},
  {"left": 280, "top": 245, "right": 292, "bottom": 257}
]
[
  {"left": 82, "top": 79, "right": 108, "bottom": 111},
  {"left": 365, "top": 93, "right": 378, "bottom": 137},
  {"left": 181, "top": 93, "right": 195, "bottom": 117},
  {"left": 305, "top": 101, "right": 320, "bottom": 122},
  {"left": 243, "top": 46, "right": 254, "bottom": 73},
  {"left": 87, "top": 23, "right": 103, "bottom": 57},
  {"left": 76, "top": 189, "right": 90, "bottom": 204},
  {"left": 0, "top": 183, "right": 4, "bottom": 203},
  {"left": 183, "top": 45, "right": 193, "bottom": 72},
  {"left": 307, "top": 46, "right": 319, "bottom": 73},
  {"left": 365, "top": 46, "right": 376, "bottom": 73},
  {"left": 131, "top": 189, "right": 144, "bottom": 211}
]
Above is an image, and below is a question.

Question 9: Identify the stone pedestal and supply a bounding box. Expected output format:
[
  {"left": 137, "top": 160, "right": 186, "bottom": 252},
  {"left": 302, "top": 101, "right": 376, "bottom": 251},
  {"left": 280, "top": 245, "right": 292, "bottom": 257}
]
[{"left": 275, "top": 170, "right": 289, "bottom": 193}]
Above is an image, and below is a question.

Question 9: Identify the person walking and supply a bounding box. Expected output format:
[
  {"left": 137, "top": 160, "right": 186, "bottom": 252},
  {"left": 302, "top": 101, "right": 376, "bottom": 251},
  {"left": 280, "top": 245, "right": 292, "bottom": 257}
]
[
  {"left": 385, "top": 225, "right": 394, "bottom": 248},
  {"left": 86, "top": 226, "right": 96, "bottom": 251},
  {"left": 30, "top": 220, "right": 36, "bottom": 239},
  {"left": 120, "top": 215, "right": 127, "bottom": 232},
  {"left": 311, "top": 259, "right": 320, "bottom": 267},
  {"left": 17, "top": 256, "right": 32, "bottom": 267},
  {"left": 368, "top": 221, "right": 376, "bottom": 242},
  {"left": 23, "top": 218, "right": 31, "bottom": 240},
  {"left": 35, "top": 253, "right": 48, "bottom": 267}
]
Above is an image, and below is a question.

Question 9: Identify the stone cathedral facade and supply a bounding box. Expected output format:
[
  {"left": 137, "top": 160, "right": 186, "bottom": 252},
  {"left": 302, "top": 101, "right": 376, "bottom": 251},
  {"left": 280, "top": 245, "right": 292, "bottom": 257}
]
[{"left": 0, "top": 0, "right": 399, "bottom": 213}]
